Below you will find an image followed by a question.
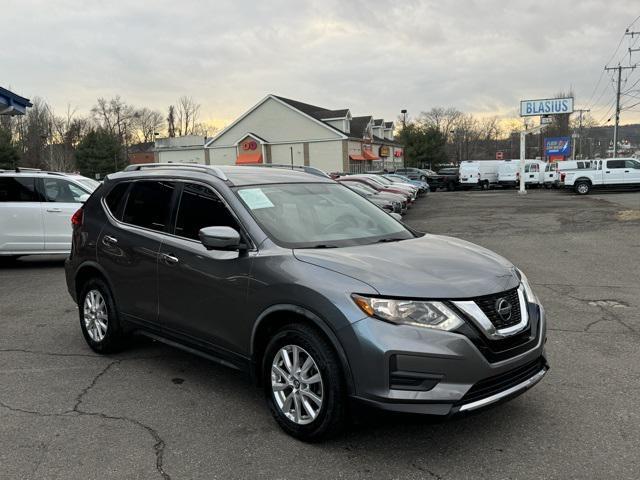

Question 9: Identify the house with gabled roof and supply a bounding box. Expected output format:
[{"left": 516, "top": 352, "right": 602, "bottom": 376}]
[{"left": 204, "top": 94, "right": 404, "bottom": 174}]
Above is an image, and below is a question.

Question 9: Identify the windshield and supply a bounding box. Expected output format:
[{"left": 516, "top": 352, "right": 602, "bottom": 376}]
[
  {"left": 369, "top": 175, "right": 392, "bottom": 185},
  {"left": 235, "top": 183, "right": 413, "bottom": 248},
  {"left": 346, "top": 182, "right": 377, "bottom": 194},
  {"left": 344, "top": 182, "right": 371, "bottom": 196},
  {"left": 74, "top": 177, "right": 101, "bottom": 191}
]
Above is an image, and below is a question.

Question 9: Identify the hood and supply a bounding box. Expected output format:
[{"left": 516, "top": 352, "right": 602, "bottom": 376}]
[
  {"left": 293, "top": 234, "right": 519, "bottom": 299},
  {"left": 374, "top": 192, "right": 406, "bottom": 202}
]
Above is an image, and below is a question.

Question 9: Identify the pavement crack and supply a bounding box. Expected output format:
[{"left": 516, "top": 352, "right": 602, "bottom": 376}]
[
  {"left": 0, "top": 348, "right": 101, "bottom": 358},
  {"left": 69, "top": 360, "right": 121, "bottom": 412},
  {"left": 1, "top": 360, "right": 171, "bottom": 480},
  {"left": 411, "top": 462, "right": 444, "bottom": 479}
]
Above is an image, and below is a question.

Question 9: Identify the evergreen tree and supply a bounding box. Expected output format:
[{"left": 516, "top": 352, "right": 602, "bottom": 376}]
[
  {"left": 0, "top": 128, "right": 20, "bottom": 169},
  {"left": 75, "top": 128, "right": 122, "bottom": 178}
]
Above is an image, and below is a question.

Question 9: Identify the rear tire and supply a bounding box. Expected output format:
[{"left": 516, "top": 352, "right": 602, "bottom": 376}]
[
  {"left": 78, "top": 278, "right": 127, "bottom": 354},
  {"left": 263, "top": 324, "right": 347, "bottom": 441},
  {"left": 575, "top": 181, "right": 591, "bottom": 195}
]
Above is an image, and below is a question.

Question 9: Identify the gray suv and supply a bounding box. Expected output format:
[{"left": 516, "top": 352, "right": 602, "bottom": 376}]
[{"left": 65, "top": 163, "right": 548, "bottom": 440}]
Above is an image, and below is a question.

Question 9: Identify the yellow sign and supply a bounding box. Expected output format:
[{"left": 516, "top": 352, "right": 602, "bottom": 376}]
[{"left": 379, "top": 146, "right": 390, "bottom": 157}]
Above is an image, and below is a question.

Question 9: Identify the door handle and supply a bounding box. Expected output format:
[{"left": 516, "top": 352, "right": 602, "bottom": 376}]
[
  {"left": 46, "top": 208, "right": 62, "bottom": 213},
  {"left": 102, "top": 235, "right": 118, "bottom": 245},
  {"left": 625, "top": 170, "right": 630, "bottom": 173},
  {"left": 161, "top": 253, "right": 179, "bottom": 265}
]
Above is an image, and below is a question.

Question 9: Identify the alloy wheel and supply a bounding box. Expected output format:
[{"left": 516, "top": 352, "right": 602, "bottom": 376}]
[
  {"left": 83, "top": 289, "right": 108, "bottom": 342},
  {"left": 271, "top": 345, "right": 324, "bottom": 425}
]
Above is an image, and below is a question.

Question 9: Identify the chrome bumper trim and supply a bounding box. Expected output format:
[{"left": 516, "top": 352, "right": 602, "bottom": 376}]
[{"left": 458, "top": 367, "right": 547, "bottom": 412}]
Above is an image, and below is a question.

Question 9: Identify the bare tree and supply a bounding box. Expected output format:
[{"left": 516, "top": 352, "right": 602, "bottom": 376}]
[
  {"left": 91, "top": 96, "right": 136, "bottom": 145},
  {"left": 132, "top": 107, "right": 164, "bottom": 143},
  {"left": 175, "top": 96, "right": 201, "bottom": 136},
  {"left": 167, "top": 105, "right": 176, "bottom": 138},
  {"left": 420, "top": 107, "right": 462, "bottom": 141},
  {"left": 44, "top": 104, "right": 88, "bottom": 171}
]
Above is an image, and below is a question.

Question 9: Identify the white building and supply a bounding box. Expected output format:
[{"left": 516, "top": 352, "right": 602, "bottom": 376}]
[
  {"left": 204, "top": 94, "right": 404, "bottom": 174},
  {"left": 154, "top": 135, "right": 209, "bottom": 164}
]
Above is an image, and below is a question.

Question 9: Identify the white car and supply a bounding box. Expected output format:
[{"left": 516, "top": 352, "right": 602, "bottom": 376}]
[{"left": 0, "top": 169, "right": 99, "bottom": 258}]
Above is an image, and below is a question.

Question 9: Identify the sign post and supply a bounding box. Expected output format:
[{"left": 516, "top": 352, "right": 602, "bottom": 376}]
[{"left": 519, "top": 97, "right": 573, "bottom": 194}]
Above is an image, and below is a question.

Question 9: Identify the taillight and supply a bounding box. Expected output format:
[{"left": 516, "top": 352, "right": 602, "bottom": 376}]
[{"left": 71, "top": 208, "right": 83, "bottom": 227}]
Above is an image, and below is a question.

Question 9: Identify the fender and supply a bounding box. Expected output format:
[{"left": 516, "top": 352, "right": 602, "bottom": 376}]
[
  {"left": 250, "top": 303, "right": 355, "bottom": 395},
  {"left": 72, "top": 260, "right": 118, "bottom": 302},
  {"left": 574, "top": 177, "right": 592, "bottom": 184}
]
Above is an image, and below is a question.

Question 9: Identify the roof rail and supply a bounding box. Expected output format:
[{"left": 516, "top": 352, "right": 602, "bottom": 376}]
[
  {"left": 14, "top": 167, "right": 43, "bottom": 172},
  {"left": 244, "top": 163, "right": 330, "bottom": 178},
  {"left": 123, "top": 163, "right": 228, "bottom": 181}
]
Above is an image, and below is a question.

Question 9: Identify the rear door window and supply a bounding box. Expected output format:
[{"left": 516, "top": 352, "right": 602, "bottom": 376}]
[
  {"left": 0, "top": 176, "right": 41, "bottom": 202},
  {"left": 122, "top": 181, "right": 175, "bottom": 232},
  {"left": 607, "top": 160, "right": 626, "bottom": 169},
  {"left": 174, "top": 183, "right": 239, "bottom": 241}
]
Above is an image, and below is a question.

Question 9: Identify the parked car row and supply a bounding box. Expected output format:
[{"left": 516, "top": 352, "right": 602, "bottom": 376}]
[{"left": 336, "top": 173, "right": 427, "bottom": 216}]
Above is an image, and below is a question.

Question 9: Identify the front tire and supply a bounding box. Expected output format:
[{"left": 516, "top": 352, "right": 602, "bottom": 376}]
[
  {"left": 575, "top": 181, "right": 591, "bottom": 195},
  {"left": 78, "top": 278, "right": 127, "bottom": 354},
  {"left": 263, "top": 324, "right": 347, "bottom": 441}
]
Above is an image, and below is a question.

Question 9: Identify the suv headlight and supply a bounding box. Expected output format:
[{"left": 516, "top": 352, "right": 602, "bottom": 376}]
[
  {"left": 352, "top": 294, "right": 464, "bottom": 331},
  {"left": 518, "top": 269, "right": 539, "bottom": 304}
]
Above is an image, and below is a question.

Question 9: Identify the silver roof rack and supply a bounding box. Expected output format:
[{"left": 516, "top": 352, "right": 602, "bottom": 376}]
[
  {"left": 244, "top": 163, "right": 330, "bottom": 178},
  {"left": 124, "top": 163, "right": 228, "bottom": 181}
]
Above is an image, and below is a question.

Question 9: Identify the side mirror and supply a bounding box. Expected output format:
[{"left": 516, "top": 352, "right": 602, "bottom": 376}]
[
  {"left": 199, "top": 226, "right": 242, "bottom": 251},
  {"left": 390, "top": 212, "right": 403, "bottom": 221}
]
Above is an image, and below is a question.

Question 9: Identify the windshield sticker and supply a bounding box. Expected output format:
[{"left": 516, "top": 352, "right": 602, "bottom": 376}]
[{"left": 238, "top": 188, "right": 274, "bottom": 210}]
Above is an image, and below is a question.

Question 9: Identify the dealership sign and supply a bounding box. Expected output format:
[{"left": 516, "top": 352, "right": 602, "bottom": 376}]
[
  {"left": 520, "top": 97, "right": 573, "bottom": 117},
  {"left": 544, "top": 136, "right": 571, "bottom": 156}
]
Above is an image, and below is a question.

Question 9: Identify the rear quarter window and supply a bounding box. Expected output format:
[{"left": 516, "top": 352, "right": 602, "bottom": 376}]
[
  {"left": 0, "top": 176, "right": 41, "bottom": 202},
  {"left": 104, "top": 182, "right": 130, "bottom": 219}
]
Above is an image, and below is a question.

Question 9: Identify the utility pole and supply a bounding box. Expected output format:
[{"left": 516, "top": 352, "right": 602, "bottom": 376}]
[
  {"left": 400, "top": 109, "right": 407, "bottom": 129},
  {"left": 604, "top": 64, "right": 636, "bottom": 158},
  {"left": 573, "top": 108, "right": 590, "bottom": 159}
]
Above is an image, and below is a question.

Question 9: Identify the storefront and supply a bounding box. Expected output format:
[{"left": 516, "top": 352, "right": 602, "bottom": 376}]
[{"left": 205, "top": 95, "right": 404, "bottom": 174}]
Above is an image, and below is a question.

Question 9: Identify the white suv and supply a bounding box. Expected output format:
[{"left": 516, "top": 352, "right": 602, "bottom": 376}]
[{"left": 0, "top": 169, "right": 99, "bottom": 258}]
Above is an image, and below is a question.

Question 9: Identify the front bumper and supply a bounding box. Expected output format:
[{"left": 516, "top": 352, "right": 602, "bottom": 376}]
[{"left": 339, "top": 303, "right": 547, "bottom": 416}]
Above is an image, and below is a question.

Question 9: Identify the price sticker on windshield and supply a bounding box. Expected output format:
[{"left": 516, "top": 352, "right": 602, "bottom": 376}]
[{"left": 238, "top": 188, "right": 274, "bottom": 210}]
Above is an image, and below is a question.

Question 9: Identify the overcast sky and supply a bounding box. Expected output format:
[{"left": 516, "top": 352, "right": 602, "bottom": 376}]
[{"left": 3, "top": 0, "right": 640, "bottom": 129}]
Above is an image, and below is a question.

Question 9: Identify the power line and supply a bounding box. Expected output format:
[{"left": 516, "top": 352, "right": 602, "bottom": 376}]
[{"left": 604, "top": 63, "right": 637, "bottom": 156}]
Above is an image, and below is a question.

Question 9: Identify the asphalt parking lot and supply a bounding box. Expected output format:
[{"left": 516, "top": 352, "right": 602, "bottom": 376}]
[{"left": 1, "top": 188, "right": 639, "bottom": 480}]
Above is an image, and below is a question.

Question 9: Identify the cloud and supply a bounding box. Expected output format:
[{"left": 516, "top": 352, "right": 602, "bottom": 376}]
[{"left": 2, "top": 0, "right": 640, "bottom": 126}]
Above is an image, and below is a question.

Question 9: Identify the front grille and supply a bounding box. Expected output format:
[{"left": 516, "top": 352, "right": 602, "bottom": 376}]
[
  {"left": 457, "top": 357, "right": 546, "bottom": 405},
  {"left": 474, "top": 288, "right": 521, "bottom": 329}
]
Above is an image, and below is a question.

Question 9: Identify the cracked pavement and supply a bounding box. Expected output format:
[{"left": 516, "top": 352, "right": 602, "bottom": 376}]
[{"left": 1, "top": 188, "right": 639, "bottom": 479}]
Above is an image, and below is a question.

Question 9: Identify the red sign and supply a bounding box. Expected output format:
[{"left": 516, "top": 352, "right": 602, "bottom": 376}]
[
  {"left": 496, "top": 151, "right": 504, "bottom": 160},
  {"left": 242, "top": 140, "right": 257, "bottom": 151},
  {"left": 393, "top": 149, "right": 403, "bottom": 158}
]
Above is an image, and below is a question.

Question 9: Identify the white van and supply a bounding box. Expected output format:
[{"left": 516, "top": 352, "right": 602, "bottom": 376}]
[
  {"left": 0, "top": 169, "right": 99, "bottom": 259},
  {"left": 458, "top": 160, "right": 501, "bottom": 189},
  {"left": 523, "top": 160, "right": 546, "bottom": 187},
  {"left": 497, "top": 160, "right": 519, "bottom": 187}
]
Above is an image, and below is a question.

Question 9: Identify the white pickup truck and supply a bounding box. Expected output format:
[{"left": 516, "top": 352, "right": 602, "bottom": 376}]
[{"left": 562, "top": 158, "right": 640, "bottom": 194}]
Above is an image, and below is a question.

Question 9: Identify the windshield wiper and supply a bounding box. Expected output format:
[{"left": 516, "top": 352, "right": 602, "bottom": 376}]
[
  {"left": 299, "top": 244, "right": 339, "bottom": 249},
  {"left": 375, "top": 238, "right": 405, "bottom": 243}
]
